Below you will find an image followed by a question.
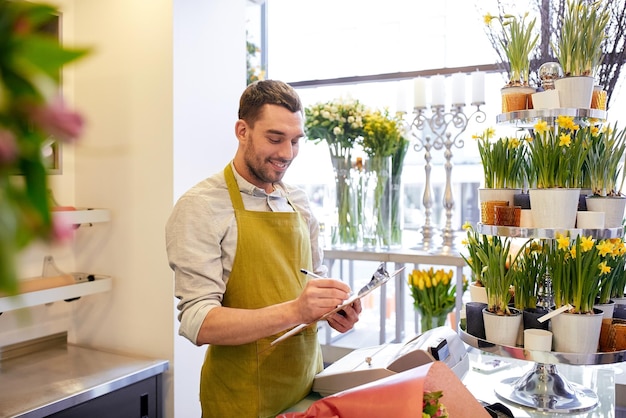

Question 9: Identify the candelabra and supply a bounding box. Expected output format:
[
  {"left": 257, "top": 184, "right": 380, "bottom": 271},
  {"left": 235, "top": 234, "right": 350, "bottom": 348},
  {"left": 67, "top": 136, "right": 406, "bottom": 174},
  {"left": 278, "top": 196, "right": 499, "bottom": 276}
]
[{"left": 410, "top": 103, "right": 486, "bottom": 253}]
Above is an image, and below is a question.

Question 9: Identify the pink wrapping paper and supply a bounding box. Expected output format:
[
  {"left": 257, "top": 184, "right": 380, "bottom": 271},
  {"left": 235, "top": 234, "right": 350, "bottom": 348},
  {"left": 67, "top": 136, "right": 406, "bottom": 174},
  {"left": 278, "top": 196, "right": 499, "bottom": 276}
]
[{"left": 277, "top": 361, "right": 490, "bottom": 418}]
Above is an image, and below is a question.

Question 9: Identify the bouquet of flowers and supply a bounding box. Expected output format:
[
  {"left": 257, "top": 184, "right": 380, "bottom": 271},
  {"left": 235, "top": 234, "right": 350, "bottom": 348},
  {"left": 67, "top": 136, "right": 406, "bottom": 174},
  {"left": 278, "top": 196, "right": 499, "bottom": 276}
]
[
  {"left": 422, "top": 391, "right": 449, "bottom": 418},
  {"left": 408, "top": 267, "right": 467, "bottom": 331},
  {"left": 0, "top": 1, "right": 89, "bottom": 294},
  {"left": 361, "top": 108, "right": 408, "bottom": 247},
  {"left": 304, "top": 97, "right": 368, "bottom": 160}
]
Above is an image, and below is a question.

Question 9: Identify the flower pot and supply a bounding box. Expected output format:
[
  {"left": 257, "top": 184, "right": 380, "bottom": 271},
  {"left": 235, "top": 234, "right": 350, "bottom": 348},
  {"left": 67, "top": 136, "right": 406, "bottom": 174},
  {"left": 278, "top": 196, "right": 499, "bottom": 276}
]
[
  {"left": 523, "top": 307, "right": 550, "bottom": 331},
  {"left": 594, "top": 300, "right": 616, "bottom": 319},
  {"left": 591, "top": 85, "right": 607, "bottom": 110},
  {"left": 482, "top": 307, "right": 522, "bottom": 347},
  {"left": 501, "top": 85, "right": 536, "bottom": 113},
  {"left": 513, "top": 192, "right": 531, "bottom": 209},
  {"left": 494, "top": 205, "right": 521, "bottom": 227},
  {"left": 613, "top": 295, "right": 626, "bottom": 306},
  {"left": 465, "top": 302, "right": 487, "bottom": 339},
  {"left": 478, "top": 188, "right": 520, "bottom": 225},
  {"left": 585, "top": 196, "right": 626, "bottom": 229},
  {"left": 529, "top": 188, "right": 580, "bottom": 229},
  {"left": 469, "top": 283, "right": 488, "bottom": 304},
  {"left": 551, "top": 309, "right": 603, "bottom": 353},
  {"left": 531, "top": 89, "right": 560, "bottom": 110},
  {"left": 553, "top": 76, "right": 594, "bottom": 109},
  {"left": 478, "top": 188, "right": 520, "bottom": 205},
  {"left": 576, "top": 211, "right": 605, "bottom": 229}
]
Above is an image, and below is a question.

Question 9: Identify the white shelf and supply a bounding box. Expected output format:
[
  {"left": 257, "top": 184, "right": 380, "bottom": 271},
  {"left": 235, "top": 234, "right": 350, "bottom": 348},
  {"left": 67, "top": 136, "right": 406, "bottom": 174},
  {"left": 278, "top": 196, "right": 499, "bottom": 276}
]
[
  {"left": 52, "top": 208, "right": 111, "bottom": 225},
  {"left": 0, "top": 275, "right": 112, "bottom": 313}
]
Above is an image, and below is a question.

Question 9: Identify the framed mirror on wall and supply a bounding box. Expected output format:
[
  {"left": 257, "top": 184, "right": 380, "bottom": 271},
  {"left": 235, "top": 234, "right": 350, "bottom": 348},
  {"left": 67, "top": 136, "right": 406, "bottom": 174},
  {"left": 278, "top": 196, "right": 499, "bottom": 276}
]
[
  {"left": 41, "top": 13, "right": 63, "bottom": 175},
  {"left": 42, "top": 138, "right": 62, "bottom": 175}
]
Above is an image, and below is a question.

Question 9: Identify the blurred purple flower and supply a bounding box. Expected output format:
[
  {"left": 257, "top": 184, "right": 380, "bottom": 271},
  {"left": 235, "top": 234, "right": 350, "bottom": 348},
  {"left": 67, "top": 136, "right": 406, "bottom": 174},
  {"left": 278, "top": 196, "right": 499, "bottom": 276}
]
[
  {"left": 0, "top": 129, "right": 18, "bottom": 164},
  {"left": 30, "top": 96, "right": 85, "bottom": 142}
]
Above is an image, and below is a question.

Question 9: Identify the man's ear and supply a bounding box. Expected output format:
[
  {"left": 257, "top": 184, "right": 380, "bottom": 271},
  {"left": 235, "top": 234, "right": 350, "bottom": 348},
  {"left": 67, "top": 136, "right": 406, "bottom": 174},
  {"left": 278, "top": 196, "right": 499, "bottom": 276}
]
[{"left": 235, "top": 119, "right": 248, "bottom": 141}]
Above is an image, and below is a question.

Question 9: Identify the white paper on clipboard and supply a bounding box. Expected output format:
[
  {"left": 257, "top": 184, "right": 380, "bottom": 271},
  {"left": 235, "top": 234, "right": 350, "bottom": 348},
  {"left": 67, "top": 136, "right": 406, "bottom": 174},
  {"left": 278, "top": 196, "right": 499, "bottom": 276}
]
[{"left": 270, "top": 266, "right": 405, "bottom": 346}]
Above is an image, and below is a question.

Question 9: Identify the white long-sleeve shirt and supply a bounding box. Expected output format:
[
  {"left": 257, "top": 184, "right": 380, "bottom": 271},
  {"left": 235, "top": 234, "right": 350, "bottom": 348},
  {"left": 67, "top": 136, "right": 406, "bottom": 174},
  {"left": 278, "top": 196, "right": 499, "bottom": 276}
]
[{"left": 165, "top": 163, "right": 327, "bottom": 345}]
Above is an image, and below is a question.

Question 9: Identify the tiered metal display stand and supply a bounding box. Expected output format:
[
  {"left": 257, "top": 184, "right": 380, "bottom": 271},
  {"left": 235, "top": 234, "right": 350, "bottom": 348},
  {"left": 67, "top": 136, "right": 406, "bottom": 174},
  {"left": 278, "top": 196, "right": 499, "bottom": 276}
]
[{"left": 460, "top": 108, "right": 626, "bottom": 413}]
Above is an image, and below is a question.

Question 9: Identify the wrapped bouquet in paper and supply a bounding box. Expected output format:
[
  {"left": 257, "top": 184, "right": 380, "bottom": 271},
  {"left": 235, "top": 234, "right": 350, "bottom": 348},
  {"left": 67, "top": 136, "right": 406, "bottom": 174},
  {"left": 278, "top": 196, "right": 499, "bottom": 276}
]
[{"left": 277, "top": 361, "right": 490, "bottom": 418}]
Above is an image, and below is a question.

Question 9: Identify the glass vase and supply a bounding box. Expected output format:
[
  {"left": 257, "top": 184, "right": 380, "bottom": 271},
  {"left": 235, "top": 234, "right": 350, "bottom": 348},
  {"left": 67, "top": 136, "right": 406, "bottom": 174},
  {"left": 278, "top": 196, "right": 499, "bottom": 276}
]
[
  {"left": 419, "top": 310, "right": 449, "bottom": 332},
  {"left": 361, "top": 155, "right": 391, "bottom": 250},
  {"left": 330, "top": 155, "right": 359, "bottom": 248},
  {"left": 390, "top": 174, "right": 403, "bottom": 248}
]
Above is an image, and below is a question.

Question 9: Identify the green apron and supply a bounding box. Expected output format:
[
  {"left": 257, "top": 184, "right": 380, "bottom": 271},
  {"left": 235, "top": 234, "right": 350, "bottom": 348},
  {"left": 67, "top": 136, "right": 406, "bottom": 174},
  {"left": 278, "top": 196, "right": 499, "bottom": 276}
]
[{"left": 199, "top": 164, "right": 322, "bottom": 418}]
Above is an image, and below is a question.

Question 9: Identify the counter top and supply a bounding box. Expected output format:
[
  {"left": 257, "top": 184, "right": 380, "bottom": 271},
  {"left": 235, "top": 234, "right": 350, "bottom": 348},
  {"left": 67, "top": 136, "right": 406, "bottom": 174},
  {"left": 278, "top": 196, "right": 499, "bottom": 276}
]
[{"left": 0, "top": 343, "right": 169, "bottom": 418}]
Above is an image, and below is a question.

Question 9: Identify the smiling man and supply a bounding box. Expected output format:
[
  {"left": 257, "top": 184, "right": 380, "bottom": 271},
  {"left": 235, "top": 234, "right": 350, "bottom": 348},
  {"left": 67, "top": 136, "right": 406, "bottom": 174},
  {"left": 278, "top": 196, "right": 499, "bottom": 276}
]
[{"left": 166, "top": 80, "right": 362, "bottom": 418}]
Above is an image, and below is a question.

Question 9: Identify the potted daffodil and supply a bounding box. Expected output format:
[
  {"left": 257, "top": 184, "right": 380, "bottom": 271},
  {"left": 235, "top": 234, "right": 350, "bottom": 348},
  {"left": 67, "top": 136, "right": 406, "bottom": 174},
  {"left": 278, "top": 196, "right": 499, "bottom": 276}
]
[
  {"left": 526, "top": 116, "right": 589, "bottom": 229},
  {"left": 484, "top": 11, "right": 539, "bottom": 112},
  {"left": 553, "top": 0, "right": 610, "bottom": 108},
  {"left": 584, "top": 123, "right": 626, "bottom": 228}
]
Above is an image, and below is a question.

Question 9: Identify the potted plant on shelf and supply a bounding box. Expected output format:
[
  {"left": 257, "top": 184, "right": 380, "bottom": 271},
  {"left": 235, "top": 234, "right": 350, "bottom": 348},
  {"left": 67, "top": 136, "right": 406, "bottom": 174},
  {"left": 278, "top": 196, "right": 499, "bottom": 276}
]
[
  {"left": 484, "top": 11, "right": 538, "bottom": 112},
  {"left": 305, "top": 98, "right": 368, "bottom": 248},
  {"left": 594, "top": 238, "right": 626, "bottom": 318},
  {"left": 473, "top": 128, "right": 526, "bottom": 224},
  {"left": 510, "top": 241, "right": 550, "bottom": 331},
  {"left": 525, "top": 116, "right": 589, "bottom": 228},
  {"left": 546, "top": 233, "right": 612, "bottom": 352},
  {"left": 553, "top": 0, "right": 610, "bottom": 108},
  {"left": 461, "top": 222, "right": 487, "bottom": 303},
  {"left": 584, "top": 123, "right": 626, "bottom": 228},
  {"left": 462, "top": 222, "right": 529, "bottom": 346}
]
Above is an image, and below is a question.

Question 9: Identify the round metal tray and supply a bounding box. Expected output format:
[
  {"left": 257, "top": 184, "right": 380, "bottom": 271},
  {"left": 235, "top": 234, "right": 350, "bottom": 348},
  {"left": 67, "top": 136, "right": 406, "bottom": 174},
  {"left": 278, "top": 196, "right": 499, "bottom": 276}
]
[
  {"left": 459, "top": 327, "right": 626, "bottom": 365},
  {"left": 476, "top": 223, "right": 624, "bottom": 240},
  {"left": 496, "top": 108, "right": 607, "bottom": 127}
]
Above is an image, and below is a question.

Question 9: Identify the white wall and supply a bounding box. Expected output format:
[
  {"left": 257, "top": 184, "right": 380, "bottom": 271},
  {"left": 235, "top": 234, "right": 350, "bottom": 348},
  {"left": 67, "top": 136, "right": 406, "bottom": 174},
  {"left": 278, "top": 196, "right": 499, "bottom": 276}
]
[
  {"left": 172, "top": 1, "right": 244, "bottom": 417},
  {"left": 2, "top": 1, "right": 244, "bottom": 417}
]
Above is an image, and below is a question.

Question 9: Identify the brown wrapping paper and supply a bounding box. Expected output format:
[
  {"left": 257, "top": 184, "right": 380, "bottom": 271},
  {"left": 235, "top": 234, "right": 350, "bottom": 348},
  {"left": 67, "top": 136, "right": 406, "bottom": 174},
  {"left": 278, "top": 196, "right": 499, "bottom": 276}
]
[{"left": 278, "top": 361, "right": 490, "bottom": 418}]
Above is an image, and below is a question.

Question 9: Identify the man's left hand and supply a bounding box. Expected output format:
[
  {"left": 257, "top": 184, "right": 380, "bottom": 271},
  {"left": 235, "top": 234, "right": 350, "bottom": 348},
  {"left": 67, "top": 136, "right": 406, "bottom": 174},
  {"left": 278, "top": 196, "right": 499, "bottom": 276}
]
[{"left": 326, "top": 298, "right": 362, "bottom": 333}]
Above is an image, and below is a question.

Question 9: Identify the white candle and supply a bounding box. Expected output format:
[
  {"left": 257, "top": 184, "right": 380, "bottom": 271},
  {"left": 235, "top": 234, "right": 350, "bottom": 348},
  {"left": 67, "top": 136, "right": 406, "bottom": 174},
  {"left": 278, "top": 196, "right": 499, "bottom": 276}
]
[
  {"left": 396, "top": 81, "right": 409, "bottom": 113},
  {"left": 413, "top": 78, "right": 427, "bottom": 108},
  {"left": 451, "top": 73, "right": 466, "bottom": 105},
  {"left": 431, "top": 75, "right": 445, "bottom": 106},
  {"left": 471, "top": 70, "right": 485, "bottom": 105}
]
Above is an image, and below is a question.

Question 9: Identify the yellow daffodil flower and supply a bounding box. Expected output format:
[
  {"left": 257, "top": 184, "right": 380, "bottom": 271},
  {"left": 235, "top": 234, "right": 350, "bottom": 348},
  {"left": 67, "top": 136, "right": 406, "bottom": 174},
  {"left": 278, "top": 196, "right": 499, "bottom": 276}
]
[
  {"left": 556, "top": 233, "right": 570, "bottom": 250},
  {"left": 599, "top": 261, "right": 611, "bottom": 275},
  {"left": 580, "top": 236, "right": 594, "bottom": 252},
  {"left": 559, "top": 133, "right": 572, "bottom": 147},
  {"left": 597, "top": 240, "right": 614, "bottom": 257},
  {"left": 534, "top": 120, "right": 548, "bottom": 134}
]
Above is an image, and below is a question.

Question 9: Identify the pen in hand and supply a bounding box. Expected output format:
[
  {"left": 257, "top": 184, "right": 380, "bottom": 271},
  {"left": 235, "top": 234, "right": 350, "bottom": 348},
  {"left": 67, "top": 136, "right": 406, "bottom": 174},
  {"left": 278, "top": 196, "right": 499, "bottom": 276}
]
[
  {"left": 300, "top": 268, "right": 351, "bottom": 316},
  {"left": 300, "top": 268, "right": 323, "bottom": 279}
]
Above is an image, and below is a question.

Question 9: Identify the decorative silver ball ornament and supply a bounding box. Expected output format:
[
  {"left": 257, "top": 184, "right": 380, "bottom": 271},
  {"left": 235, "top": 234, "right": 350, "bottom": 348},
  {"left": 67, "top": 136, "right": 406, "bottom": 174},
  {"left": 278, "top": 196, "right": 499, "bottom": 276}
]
[{"left": 538, "top": 62, "right": 563, "bottom": 90}]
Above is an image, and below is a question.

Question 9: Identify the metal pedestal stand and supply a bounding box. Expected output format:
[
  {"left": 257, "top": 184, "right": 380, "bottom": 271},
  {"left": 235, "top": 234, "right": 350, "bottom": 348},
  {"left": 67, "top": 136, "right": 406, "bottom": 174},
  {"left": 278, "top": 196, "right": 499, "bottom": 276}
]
[{"left": 495, "top": 362, "right": 598, "bottom": 413}]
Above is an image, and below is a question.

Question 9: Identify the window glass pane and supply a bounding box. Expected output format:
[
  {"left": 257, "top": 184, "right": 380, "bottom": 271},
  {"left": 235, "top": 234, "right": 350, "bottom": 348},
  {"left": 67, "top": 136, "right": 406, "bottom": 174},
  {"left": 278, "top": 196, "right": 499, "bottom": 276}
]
[
  {"left": 286, "top": 72, "right": 508, "bottom": 233},
  {"left": 267, "top": 0, "right": 497, "bottom": 81}
]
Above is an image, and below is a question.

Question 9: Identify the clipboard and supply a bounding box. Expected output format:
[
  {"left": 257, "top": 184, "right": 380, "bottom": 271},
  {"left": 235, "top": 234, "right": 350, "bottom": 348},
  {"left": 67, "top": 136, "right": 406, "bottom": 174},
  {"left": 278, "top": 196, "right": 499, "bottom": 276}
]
[{"left": 271, "top": 265, "right": 405, "bottom": 346}]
